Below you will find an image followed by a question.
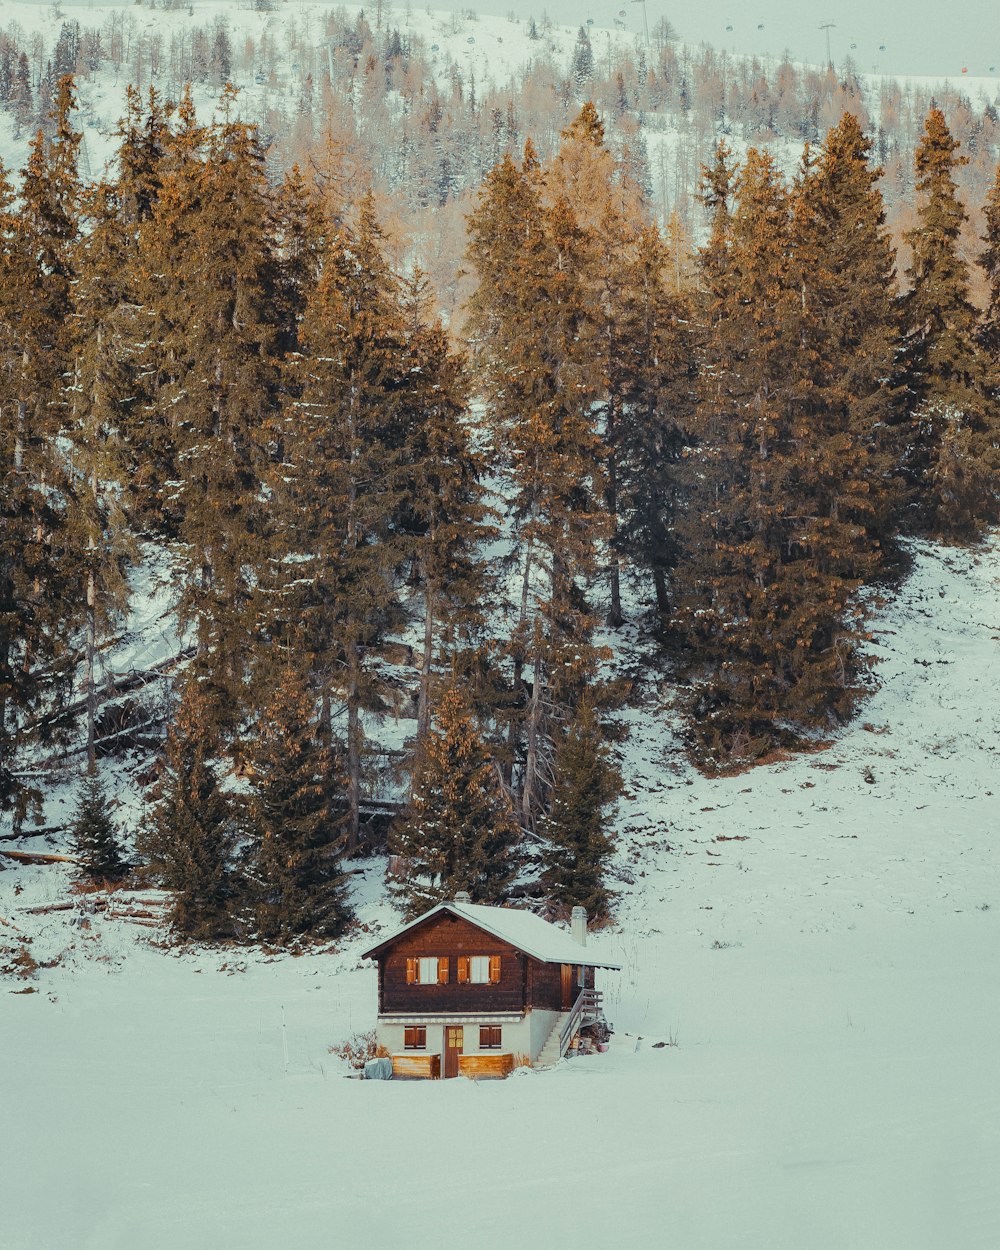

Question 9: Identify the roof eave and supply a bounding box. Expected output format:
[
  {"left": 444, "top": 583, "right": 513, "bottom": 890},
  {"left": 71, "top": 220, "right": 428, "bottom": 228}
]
[{"left": 360, "top": 902, "right": 621, "bottom": 969}]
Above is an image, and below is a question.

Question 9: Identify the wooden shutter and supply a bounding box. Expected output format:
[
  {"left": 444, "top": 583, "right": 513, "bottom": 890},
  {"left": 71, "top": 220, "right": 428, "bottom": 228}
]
[
  {"left": 438, "top": 956, "right": 449, "bottom": 984},
  {"left": 406, "top": 957, "right": 417, "bottom": 984},
  {"left": 489, "top": 954, "right": 501, "bottom": 984},
  {"left": 457, "top": 956, "right": 470, "bottom": 984}
]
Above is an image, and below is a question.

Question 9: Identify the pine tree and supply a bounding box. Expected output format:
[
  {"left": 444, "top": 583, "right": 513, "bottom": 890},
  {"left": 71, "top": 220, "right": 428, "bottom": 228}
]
[
  {"left": 244, "top": 662, "right": 352, "bottom": 943},
  {"left": 539, "top": 702, "right": 621, "bottom": 919},
  {"left": 271, "top": 193, "right": 408, "bottom": 851},
  {"left": 139, "top": 90, "right": 282, "bottom": 736},
  {"left": 396, "top": 267, "right": 489, "bottom": 752},
  {"left": 979, "top": 158, "right": 1000, "bottom": 397},
  {"left": 901, "top": 108, "right": 998, "bottom": 538},
  {"left": 140, "top": 686, "right": 236, "bottom": 938},
  {"left": 0, "top": 80, "right": 84, "bottom": 828},
  {"left": 66, "top": 179, "right": 137, "bottom": 768},
  {"left": 675, "top": 144, "right": 878, "bottom": 763},
  {"left": 792, "top": 113, "right": 904, "bottom": 550},
  {"left": 466, "top": 140, "right": 608, "bottom": 828},
  {"left": 605, "top": 223, "right": 695, "bottom": 618},
  {"left": 71, "top": 768, "right": 128, "bottom": 883},
  {"left": 390, "top": 686, "right": 519, "bottom": 919}
]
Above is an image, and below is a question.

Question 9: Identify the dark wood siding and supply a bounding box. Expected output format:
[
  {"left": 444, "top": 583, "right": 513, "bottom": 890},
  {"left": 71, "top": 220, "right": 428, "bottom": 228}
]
[
  {"left": 380, "top": 912, "right": 526, "bottom": 1014},
  {"left": 528, "top": 958, "right": 564, "bottom": 1011},
  {"left": 526, "top": 958, "right": 595, "bottom": 1011}
]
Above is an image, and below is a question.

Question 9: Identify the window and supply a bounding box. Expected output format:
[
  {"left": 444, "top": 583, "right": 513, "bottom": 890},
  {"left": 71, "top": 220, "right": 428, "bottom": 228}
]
[
  {"left": 405, "top": 957, "right": 449, "bottom": 985},
  {"left": 479, "top": 1026, "right": 502, "bottom": 1049},
  {"left": 404, "top": 1026, "right": 426, "bottom": 1049},
  {"left": 457, "top": 955, "right": 502, "bottom": 984}
]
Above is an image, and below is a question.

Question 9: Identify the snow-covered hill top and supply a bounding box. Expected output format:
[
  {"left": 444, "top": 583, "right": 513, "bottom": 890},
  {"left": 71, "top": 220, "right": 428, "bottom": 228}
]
[
  {"left": 3, "top": 535, "right": 998, "bottom": 1248},
  {"left": 1, "top": 0, "right": 997, "bottom": 188}
]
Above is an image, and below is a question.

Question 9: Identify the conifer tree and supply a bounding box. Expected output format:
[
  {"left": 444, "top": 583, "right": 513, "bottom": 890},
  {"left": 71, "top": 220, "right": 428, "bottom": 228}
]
[
  {"left": 901, "top": 108, "right": 998, "bottom": 538},
  {"left": 66, "top": 180, "right": 137, "bottom": 768},
  {"left": 140, "top": 686, "right": 236, "bottom": 938},
  {"left": 139, "top": 88, "right": 281, "bottom": 735},
  {"left": 466, "top": 140, "right": 608, "bottom": 829},
  {"left": 390, "top": 686, "right": 519, "bottom": 919},
  {"left": 396, "top": 267, "right": 489, "bottom": 751},
  {"left": 244, "top": 662, "right": 352, "bottom": 943},
  {"left": 792, "top": 113, "right": 904, "bottom": 550},
  {"left": 112, "top": 87, "right": 173, "bottom": 529},
  {"left": 978, "top": 158, "right": 1000, "bottom": 396},
  {"left": 606, "top": 223, "right": 695, "bottom": 617},
  {"left": 675, "top": 145, "right": 878, "bottom": 762},
  {"left": 539, "top": 702, "right": 621, "bottom": 919},
  {"left": 273, "top": 194, "right": 407, "bottom": 850},
  {"left": 0, "top": 81, "right": 84, "bottom": 827},
  {"left": 71, "top": 768, "right": 128, "bottom": 883}
]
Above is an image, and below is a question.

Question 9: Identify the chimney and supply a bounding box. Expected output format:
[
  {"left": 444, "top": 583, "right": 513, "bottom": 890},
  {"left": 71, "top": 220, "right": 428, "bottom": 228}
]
[
  {"left": 571, "top": 906, "right": 587, "bottom": 946},
  {"left": 455, "top": 891, "right": 472, "bottom": 904}
]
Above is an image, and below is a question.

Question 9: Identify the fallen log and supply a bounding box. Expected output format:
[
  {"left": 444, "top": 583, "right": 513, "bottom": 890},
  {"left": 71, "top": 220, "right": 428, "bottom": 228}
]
[
  {"left": 22, "top": 902, "right": 74, "bottom": 915},
  {"left": 0, "top": 849, "right": 80, "bottom": 865}
]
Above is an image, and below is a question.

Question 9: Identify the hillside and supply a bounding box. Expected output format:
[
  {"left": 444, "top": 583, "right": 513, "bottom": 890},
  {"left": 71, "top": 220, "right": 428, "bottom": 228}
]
[
  {"left": 3, "top": 534, "right": 998, "bottom": 1249},
  {"left": 2, "top": 0, "right": 998, "bottom": 310}
]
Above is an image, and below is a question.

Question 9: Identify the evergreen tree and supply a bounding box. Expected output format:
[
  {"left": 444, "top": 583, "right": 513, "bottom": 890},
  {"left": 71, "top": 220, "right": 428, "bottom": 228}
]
[
  {"left": 390, "top": 686, "right": 519, "bottom": 919},
  {"left": 71, "top": 768, "right": 128, "bottom": 883},
  {"left": 396, "top": 267, "right": 489, "bottom": 752},
  {"left": 272, "top": 194, "right": 407, "bottom": 851},
  {"left": 140, "top": 686, "right": 236, "bottom": 938},
  {"left": 466, "top": 140, "right": 608, "bottom": 829},
  {"left": 0, "top": 81, "right": 84, "bottom": 828},
  {"left": 66, "top": 179, "right": 137, "bottom": 768},
  {"left": 244, "top": 662, "right": 352, "bottom": 943},
  {"left": 901, "top": 108, "right": 998, "bottom": 538},
  {"left": 675, "top": 145, "right": 877, "bottom": 763},
  {"left": 539, "top": 702, "right": 621, "bottom": 919},
  {"left": 139, "top": 88, "right": 281, "bottom": 736},
  {"left": 979, "top": 158, "right": 1000, "bottom": 396},
  {"left": 792, "top": 113, "right": 904, "bottom": 550},
  {"left": 605, "top": 223, "right": 695, "bottom": 618}
]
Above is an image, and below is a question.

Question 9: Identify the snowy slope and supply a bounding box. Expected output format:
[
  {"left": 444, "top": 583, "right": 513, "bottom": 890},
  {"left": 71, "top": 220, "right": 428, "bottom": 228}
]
[{"left": 2, "top": 535, "right": 998, "bottom": 1249}]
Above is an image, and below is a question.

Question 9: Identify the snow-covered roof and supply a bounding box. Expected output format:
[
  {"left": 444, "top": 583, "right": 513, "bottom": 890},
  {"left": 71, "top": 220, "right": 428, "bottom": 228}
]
[{"left": 361, "top": 901, "right": 621, "bottom": 969}]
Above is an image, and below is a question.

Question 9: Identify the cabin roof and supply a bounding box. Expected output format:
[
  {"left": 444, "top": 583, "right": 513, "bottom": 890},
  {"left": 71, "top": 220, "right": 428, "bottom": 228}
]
[{"left": 360, "top": 901, "right": 621, "bottom": 969}]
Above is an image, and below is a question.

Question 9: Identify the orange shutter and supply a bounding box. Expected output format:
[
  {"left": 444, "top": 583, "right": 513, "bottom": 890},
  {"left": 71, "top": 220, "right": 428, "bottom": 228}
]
[
  {"left": 457, "top": 956, "right": 470, "bottom": 983},
  {"left": 438, "top": 957, "right": 449, "bottom": 984},
  {"left": 406, "top": 958, "right": 416, "bottom": 984},
  {"left": 489, "top": 955, "right": 501, "bottom": 984}
]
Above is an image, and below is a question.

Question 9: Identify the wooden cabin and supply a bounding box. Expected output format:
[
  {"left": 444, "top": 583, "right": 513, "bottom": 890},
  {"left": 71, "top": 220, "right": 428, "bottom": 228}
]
[{"left": 361, "top": 895, "right": 620, "bottom": 1078}]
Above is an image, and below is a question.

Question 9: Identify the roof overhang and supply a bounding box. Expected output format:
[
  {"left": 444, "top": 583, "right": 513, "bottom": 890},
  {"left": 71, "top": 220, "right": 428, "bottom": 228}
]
[{"left": 360, "top": 902, "right": 622, "bottom": 970}]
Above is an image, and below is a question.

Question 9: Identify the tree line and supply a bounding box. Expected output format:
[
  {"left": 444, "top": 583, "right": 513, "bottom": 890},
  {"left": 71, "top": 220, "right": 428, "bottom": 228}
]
[{"left": 1, "top": 80, "right": 997, "bottom": 941}]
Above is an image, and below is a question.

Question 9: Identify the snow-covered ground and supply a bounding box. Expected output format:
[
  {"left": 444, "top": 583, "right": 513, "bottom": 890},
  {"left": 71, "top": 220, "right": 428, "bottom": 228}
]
[{"left": 3, "top": 536, "right": 998, "bottom": 1248}]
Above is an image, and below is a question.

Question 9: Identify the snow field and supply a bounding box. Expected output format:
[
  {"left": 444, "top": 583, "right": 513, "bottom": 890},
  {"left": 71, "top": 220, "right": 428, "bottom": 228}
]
[{"left": 3, "top": 537, "right": 999, "bottom": 1248}]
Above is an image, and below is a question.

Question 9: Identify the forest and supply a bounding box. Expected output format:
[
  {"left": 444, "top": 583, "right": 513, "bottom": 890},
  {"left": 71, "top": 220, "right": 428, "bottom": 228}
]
[{"left": 1, "top": 29, "right": 998, "bottom": 943}]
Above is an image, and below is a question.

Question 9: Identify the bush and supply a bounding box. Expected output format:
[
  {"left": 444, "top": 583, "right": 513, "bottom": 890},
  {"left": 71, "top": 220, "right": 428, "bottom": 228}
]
[{"left": 329, "top": 1029, "right": 389, "bottom": 1071}]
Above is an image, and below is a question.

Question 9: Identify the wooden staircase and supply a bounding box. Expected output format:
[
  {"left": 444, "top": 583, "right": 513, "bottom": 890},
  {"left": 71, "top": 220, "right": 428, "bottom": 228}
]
[{"left": 536, "top": 989, "right": 604, "bottom": 1068}]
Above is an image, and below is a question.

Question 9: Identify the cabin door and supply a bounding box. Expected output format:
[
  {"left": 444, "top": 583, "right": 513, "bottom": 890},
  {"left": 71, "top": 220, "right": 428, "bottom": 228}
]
[
  {"left": 443, "top": 1026, "right": 464, "bottom": 1079},
  {"left": 560, "top": 964, "right": 574, "bottom": 1011}
]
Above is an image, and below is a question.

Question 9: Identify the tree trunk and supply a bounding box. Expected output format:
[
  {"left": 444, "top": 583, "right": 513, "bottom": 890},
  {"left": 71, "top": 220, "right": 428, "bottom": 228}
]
[
  {"left": 606, "top": 415, "right": 623, "bottom": 628},
  {"left": 503, "top": 536, "right": 534, "bottom": 788},
  {"left": 416, "top": 577, "right": 434, "bottom": 749},
  {"left": 652, "top": 567, "right": 670, "bottom": 614},
  {"left": 346, "top": 641, "right": 361, "bottom": 853},
  {"left": 520, "top": 635, "right": 543, "bottom": 832}
]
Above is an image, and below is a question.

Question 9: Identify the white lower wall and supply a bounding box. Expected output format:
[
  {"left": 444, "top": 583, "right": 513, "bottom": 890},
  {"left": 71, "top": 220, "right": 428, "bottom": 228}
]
[
  {"left": 528, "top": 1009, "right": 560, "bottom": 1059},
  {"left": 377, "top": 1011, "right": 557, "bottom": 1068}
]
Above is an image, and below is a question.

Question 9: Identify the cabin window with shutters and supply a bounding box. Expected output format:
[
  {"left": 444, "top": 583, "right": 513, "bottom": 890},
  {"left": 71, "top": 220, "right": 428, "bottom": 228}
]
[
  {"left": 404, "top": 1026, "right": 426, "bottom": 1049},
  {"left": 457, "top": 955, "right": 502, "bottom": 984},
  {"left": 406, "top": 956, "right": 449, "bottom": 985},
  {"left": 479, "top": 1026, "right": 502, "bottom": 1049}
]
